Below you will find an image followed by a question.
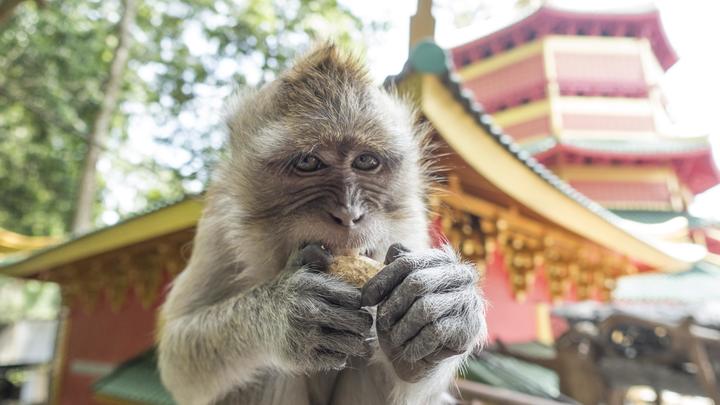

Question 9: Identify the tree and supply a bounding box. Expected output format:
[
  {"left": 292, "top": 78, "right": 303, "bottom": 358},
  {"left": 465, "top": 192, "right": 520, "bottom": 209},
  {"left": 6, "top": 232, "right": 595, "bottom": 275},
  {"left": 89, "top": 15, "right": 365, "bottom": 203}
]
[
  {"left": 0, "top": 0, "right": 375, "bottom": 237},
  {"left": 0, "top": 0, "right": 114, "bottom": 236},
  {"left": 72, "top": 0, "right": 137, "bottom": 233}
]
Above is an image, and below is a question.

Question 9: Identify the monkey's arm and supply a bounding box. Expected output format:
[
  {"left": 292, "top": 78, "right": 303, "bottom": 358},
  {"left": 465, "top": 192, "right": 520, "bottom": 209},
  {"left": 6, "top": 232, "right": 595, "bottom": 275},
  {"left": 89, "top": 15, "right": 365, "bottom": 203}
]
[
  {"left": 158, "top": 273, "right": 290, "bottom": 405},
  {"left": 361, "top": 244, "right": 487, "bottom": 404},
  {"left": 158, "top": 241, "right": 373, "bottom": 405}
]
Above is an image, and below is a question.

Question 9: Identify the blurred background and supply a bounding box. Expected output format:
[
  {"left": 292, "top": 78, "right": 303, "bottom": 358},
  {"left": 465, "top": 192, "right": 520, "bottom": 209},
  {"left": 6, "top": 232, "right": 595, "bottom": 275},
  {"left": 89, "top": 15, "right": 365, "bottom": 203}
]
[{"left": 0, "top": 0, "right": 718, "bottom": 404}]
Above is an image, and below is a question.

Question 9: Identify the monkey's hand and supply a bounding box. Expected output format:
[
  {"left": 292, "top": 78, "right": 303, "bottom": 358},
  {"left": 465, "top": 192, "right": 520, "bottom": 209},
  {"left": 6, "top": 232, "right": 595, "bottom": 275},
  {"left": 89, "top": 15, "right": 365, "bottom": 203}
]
[
  {"left": 278, "top": 243, "right": 375, "bottom": 371},
  {"left": 361, "top": 244, "right": 486, "bottom": 382}
]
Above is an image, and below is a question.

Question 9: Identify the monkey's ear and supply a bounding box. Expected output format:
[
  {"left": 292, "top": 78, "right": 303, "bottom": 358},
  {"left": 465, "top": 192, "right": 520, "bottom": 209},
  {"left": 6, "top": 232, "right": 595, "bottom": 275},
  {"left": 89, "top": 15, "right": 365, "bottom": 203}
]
[
  {"left": 223, "top": 86, "right": 274, "bottom": 153},
  {"left": 224, "top": 88, "right": 256, "bottom": 135}
]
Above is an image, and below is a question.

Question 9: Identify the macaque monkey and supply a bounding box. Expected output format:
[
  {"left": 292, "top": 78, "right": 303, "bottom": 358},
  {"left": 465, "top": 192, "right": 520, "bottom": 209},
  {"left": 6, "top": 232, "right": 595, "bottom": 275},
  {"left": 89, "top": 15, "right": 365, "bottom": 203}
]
[{"left": 158, "top": 43, "right": 486, "bottom": 405}]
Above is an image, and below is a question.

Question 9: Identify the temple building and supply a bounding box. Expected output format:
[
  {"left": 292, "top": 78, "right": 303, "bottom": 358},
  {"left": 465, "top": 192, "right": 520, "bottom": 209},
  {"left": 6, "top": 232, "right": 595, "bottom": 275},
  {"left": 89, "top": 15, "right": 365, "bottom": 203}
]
[
  {"left": 0, "top": 1, "right": 717, "bottom": 404},
  {"left": 449, "top": 0, "right": 720, "bottom": 255}
]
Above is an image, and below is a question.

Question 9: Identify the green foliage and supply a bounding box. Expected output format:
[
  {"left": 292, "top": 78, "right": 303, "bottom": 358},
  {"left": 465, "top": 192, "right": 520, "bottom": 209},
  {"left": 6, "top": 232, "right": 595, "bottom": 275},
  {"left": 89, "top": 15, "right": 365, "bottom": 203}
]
[
  {"left": 0, "top": 276, "right": 60, "bottom": 322},
  {"left": 0, "top": 0, "right": 375, "bottom": 236},
  {"left": 0, "top": 0, "right": 114, "bottom": 236}
]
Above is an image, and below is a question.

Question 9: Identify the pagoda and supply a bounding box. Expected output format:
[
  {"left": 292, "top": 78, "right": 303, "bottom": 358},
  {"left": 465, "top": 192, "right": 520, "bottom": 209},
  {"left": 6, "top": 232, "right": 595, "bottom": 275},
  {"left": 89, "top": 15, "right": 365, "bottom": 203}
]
[
  {"left": 450, "top": 0, "right": 720, "bottom": 252},
  {"left": 1, "top": 2, "right": 716, "bottom": 402}
]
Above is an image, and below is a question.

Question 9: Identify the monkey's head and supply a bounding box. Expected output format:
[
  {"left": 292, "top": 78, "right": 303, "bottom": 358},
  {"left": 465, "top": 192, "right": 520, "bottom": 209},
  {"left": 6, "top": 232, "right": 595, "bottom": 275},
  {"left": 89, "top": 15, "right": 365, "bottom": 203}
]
[{"left": 215, "top": 43, "right": 430, "bottom": 268}]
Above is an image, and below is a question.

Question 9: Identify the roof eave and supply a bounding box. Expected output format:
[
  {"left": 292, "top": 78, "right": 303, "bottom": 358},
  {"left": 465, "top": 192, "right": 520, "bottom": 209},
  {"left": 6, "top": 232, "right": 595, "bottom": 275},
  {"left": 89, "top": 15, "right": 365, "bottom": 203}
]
[
  {"left": 0, "top": 198, "right": 203, "bottom": 278},
  {"left": 399, "top": 41, "right": 696, "bottom": 271}
]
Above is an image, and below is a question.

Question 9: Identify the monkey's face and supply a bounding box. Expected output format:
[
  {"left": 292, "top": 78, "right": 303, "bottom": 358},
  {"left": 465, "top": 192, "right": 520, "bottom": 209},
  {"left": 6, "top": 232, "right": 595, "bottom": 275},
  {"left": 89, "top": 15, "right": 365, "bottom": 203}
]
[
  {"left": 223, "top": 45, "right": 429, "bottom": 262},
  {"left": 242, "top": 101, "right": 426, "bottom": 261}
]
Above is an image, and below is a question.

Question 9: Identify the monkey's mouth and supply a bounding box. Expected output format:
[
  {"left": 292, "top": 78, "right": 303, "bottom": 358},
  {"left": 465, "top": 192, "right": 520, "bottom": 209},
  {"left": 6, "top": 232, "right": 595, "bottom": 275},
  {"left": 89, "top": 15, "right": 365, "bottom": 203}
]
[
  {"left": 333, "top": 247, "right": 374, "bottom": 258},
  {"left": 303, "top": 242, "right": 374, "bottom": 259}
]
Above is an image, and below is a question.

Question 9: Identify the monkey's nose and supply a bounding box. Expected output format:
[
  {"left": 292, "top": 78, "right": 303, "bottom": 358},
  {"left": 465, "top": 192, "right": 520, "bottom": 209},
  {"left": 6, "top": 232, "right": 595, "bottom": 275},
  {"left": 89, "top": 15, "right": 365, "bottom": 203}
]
[{"left": 328, "top": 207, "right": 365, "bottom": 227}]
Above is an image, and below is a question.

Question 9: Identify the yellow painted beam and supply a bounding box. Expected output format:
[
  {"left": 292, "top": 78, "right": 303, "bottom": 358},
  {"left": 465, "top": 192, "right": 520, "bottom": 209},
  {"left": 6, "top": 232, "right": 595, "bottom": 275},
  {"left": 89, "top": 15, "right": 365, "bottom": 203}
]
[
  {"left": 0, "top": 198, "right": 203, "bottom": 277},
  {"left": 542, "top": 38, "right": 563, "bottom": 139},
  {"left": 441, "top": 190, "right": 580, "bottom": 247},
  {"left": 536, "top": 303, "right": 554, "bottom": 345},
  {"left": 456, "top": 40, "right": 544, "bottom": 81},
  {"left": 421, "top": 74, "right": 690, "bottom": 271},
  {"left": 556, "top": 166, "right": 676, "bottom": 183},
  {"left": 492, "top": 99, "right": 551, "bottom": 128}
]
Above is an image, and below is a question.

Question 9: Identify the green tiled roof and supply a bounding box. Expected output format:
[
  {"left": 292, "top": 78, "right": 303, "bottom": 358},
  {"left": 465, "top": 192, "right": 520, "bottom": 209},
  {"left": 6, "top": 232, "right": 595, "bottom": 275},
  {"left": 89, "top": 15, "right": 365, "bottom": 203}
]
[
  {"left": 505, "top": 341, "right": 557, "bottom": 360},
  {"left": 93, "top": 349, "right": 175, "bottom": 405},
  {"left": 611, "top": 209, "right": 718, "bottom": 229},
  {"left": 461, "top": 351, "right": 561, "bottom": 400},
  {"left": 520, "top": 137, "right": 558, "bottom": 155},
  {"left": 614, "top": 261, "right": 720, "bottom": 304}
]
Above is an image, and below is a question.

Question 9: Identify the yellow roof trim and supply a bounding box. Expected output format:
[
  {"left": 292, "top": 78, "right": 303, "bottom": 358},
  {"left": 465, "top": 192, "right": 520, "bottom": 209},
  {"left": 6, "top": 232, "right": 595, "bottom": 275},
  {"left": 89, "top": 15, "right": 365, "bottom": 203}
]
[
  {"left": 556, "top": 165, "right": 676, "bottom": 182},
  {"left": 421, "top": 74, "right": 690, "bottom": 271},
  {"left": 0, "top": 228, "right": 60, "bottom": 253},
  {"left": 492, "top": 99, "right": 551, "bottom": 128},
  {"left": 0, "top": 198, "right": 203, "bottom": 277},
  {"left": 456, "top": 40, "right": 543, "bottom": 81}
]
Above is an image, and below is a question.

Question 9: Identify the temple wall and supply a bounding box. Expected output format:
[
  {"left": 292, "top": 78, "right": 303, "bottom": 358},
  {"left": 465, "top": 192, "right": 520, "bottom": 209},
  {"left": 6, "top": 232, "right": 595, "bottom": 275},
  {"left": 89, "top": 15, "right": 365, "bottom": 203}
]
[
  {"left": 482, "top": 251, "right": 555, "bottom": 343},
  {"left": 54, "top": 280, "right": 169, "bottom": 405}
]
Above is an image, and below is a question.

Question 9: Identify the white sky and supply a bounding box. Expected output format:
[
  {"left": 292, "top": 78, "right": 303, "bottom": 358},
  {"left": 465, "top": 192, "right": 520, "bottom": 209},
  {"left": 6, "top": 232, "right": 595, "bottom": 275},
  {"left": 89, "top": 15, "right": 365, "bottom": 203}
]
[{"left": 100, "top": 0, "right": 720, "bottom": 225}]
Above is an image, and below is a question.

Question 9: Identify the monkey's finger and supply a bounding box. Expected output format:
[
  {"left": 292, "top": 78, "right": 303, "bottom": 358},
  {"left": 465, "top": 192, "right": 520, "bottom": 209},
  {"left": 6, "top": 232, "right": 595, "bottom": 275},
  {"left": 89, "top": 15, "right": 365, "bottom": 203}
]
[
  {"left": 298, "top": 243, "right": 332, "bottom": 271},
  {"left": 422, "top": 347, "right": 464, "bottom": 364},
  {"left": 392, "top": 358, "right": 433, "bottom": 383},
  {"left": 318, "top": 329, "right": 372, "bottom": 358},
  {"left": 313, "top": 347, "right": 348, "bottom": 370},
  {"left": 309, "top": 307, "right": 373, "bottom": 336},
  {"left": 362, "top": 251, "right": 456, "bottom": 307},
  {"left": 300, "top": 273, "right": 362, "bottom": 308},
  {"left": 384, "top": 243, "right": 410, "bottom": 265},
  {"left": 376, "top": 268, "right": 434, "bottom": 332},
  {"left": 400, "top": 322, "right": 443, "bottom": 364},
  {"left": 388, "top": 292, "right": 458, "bottom": 347},
  {"left": 361, "top": 257, "right": 416, "bottom": 307}
]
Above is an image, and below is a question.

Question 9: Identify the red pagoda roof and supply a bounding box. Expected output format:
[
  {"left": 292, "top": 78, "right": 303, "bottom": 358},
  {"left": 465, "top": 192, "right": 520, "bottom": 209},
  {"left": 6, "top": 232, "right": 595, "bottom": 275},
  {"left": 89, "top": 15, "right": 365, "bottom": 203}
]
[
  {"left": 526, "top": 137, "right": 720, "bottom": 195},
  {"left": 451, "top": 0, "right": 678, "bottom": 71}
]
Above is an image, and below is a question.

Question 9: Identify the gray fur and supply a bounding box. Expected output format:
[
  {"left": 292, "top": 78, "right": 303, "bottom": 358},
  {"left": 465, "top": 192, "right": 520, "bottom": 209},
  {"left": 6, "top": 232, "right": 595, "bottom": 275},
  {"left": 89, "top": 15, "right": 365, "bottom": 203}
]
[
  {"left": 365, "top": 244, "right": 486, "bottom": 383},
  {"left": 157, "top": 43, "right": 486, "bottom": 405}
]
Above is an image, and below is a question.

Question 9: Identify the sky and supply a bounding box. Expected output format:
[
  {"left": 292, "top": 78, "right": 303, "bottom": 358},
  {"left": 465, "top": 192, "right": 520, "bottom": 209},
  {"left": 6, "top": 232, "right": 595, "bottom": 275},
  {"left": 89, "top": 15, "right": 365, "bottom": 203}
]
[
  {"left": 347, "top": 0, "right": 720, "bottom": 219},
  {"left": 100, "top": 0, "right": 720, "bottom": 225}
]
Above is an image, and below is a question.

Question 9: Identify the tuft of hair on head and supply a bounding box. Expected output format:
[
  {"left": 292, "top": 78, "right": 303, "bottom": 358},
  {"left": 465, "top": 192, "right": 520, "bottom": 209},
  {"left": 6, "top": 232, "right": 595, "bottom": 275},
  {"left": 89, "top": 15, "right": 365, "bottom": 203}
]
[{"left": 281, "top": 41, "right": 371, "bottom": 88}]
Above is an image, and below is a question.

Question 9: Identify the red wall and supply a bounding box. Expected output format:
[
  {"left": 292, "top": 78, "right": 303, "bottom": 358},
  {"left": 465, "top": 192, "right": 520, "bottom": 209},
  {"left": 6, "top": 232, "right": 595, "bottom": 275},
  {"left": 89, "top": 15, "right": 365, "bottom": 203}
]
[
  {"left": 462, "top": 54, "right": 547, "bottom": 113},
  {"left": 481, "top": 250, "right": 549, "bottom": 343},
  {"left": 56, "top": 280, "right": 170, "bottom": 405},
  {"left": 505, "top": 115, "right": 551, "bottom": 141},
  {"left": 554, "top": 52, "right": 647, "bottom": 97}
]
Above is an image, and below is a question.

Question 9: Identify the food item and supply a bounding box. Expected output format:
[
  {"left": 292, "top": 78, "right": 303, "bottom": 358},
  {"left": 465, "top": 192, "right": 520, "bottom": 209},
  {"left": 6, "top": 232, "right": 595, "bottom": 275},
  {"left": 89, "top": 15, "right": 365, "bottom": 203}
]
[{"left": 328, "top": 250, "right": 382, "bottom": 287}]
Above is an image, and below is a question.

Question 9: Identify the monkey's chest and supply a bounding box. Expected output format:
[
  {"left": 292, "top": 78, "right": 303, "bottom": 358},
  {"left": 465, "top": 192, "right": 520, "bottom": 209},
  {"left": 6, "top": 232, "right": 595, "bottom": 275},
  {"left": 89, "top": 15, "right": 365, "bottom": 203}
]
[{"left": 230, "top": 358, "right": 391, "bottom": 405}]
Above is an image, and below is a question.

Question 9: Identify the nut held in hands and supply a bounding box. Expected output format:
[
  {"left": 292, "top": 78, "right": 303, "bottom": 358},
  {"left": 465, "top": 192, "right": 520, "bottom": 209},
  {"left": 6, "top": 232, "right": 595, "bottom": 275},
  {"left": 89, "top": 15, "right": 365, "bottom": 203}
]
[{"left": 328, "top": 250, "right": 382, "bottom": 287}]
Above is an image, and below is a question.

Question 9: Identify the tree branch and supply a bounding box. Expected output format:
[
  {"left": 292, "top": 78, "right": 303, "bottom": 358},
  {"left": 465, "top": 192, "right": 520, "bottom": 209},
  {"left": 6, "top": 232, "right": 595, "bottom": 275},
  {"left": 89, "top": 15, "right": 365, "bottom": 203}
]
[
  {"left": 0, "top": 0, "right": 29, "bottom": 26},
  {"left": 72, "top": 0, "right": 137, "bottom": 233}
]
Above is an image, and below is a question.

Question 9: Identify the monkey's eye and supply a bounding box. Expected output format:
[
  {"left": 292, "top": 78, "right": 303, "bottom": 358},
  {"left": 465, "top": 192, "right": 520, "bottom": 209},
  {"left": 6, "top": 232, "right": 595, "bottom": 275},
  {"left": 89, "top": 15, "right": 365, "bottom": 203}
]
[
  {"left": 295, "top": 154, "right": 325, "bottom": 172},
  {"left": 352, "top": 153, "right": 380, "bottom": 171}
]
